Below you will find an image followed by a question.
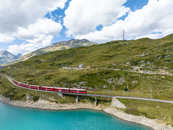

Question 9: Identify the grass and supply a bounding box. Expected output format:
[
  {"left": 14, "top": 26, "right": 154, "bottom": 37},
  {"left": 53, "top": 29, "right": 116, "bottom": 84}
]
[
  {"left": 120, "top": 99, "right": 173, "bottom": 126},
  {"left": 2, "top": 35, "right": 173, "bottom": 100},
  {"left": 2, "top": 34, "right": 173, "bottom": 72},
  {"left": 0, "top": 74, "right": 111, "bottom": 104},
  {"left": 2, "top": 68, "right": 173, "bottom": 100},
  {"left": 1, "top": 34, "right": 173, "bottom": 125},
  {"left": 0, "top": 75, "right": 76, "bottom": 103}
]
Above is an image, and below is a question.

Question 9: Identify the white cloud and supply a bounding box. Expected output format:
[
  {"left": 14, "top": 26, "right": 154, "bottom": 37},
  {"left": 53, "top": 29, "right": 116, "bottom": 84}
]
[
  {"left": 8, "top": 35, "right": 53, "bottom": 55},
  {"left": 64, "top": 0, "right": 129, "bottom": 36},
  {"left": 0, "top": 0, "right": 67, "bottom": 34},
  {"left": 0, "top": 0, "right": 65, "bottom": 53},
  {"left": 0, "top": 33, "right": 14, "bottom": 43},
  {"left": 75, "top": 0, "right": 173, "bottom": 42},
  {"left": 16, "top": 18, "right": 62, "bottom": 40},
  {"left": 8, "top": 18, "right": 62, "bottom": 55},
  {"left": 3, "top": 0, "right": 173, "bottom": 55}
]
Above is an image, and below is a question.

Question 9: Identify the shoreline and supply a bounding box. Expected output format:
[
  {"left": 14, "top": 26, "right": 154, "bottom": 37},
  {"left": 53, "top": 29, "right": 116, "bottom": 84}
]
[{"left": 0, "top": 96, "right": 172, "bottom": 130}]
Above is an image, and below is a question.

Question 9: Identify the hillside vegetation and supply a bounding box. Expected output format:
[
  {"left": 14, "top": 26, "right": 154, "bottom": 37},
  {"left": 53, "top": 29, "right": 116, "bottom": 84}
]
[
  {"left": 2, "top": 34, "right": 173, "bottom": 99},
  {"left": 1, "top": 34, "right": 173, "bottom": 125}
]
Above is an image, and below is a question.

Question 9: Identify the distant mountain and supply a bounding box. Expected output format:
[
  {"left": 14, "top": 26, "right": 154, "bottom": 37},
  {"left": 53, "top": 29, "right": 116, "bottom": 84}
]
[
  {"left": 54, "top": 39, "right": 94, "bottom": 47},
  {"left": 20, "top": 39, "right": 96, "bottom": 61},
  {"left": 0, "top": 50, "right": 20, "bottom": 65}
]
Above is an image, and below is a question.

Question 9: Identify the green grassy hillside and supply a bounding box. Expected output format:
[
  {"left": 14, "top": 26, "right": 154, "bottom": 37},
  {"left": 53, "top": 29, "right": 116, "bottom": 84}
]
[
  {"left": 2, "top": 34, "right": 173, "bottom": 99},
  {"left": 1, "top": 34, "right": 173, "bottom": 125},
  {"left": 6, "top": 34, "right": 173, "bottom": 70}
]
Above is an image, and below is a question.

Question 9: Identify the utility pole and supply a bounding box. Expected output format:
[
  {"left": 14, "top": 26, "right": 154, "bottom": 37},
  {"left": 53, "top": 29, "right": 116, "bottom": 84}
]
[{"left": 123, "top": 30, "right": 125, "bottom": 41}]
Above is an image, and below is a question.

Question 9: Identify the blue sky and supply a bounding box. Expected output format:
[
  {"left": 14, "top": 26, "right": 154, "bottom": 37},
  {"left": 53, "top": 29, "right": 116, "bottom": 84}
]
[
  {"left": 50, "top": 0, "right": 148, "bottom": 42},
  {"left": 0, "top": 0, "right": 149, "bottom": 52},
  {"left": 47, "top": 0, "right": 149, "bottom": 43},
  {"left": 124, "top": 0, "right": 148, "bottom": 11},
  {"left": 0, "top": 0, "right": 173, "bottom": 55}
]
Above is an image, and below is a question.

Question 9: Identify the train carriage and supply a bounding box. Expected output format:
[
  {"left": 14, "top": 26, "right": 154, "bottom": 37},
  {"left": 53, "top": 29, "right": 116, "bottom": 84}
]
[{"left": 12, "top": 80, "right": 87, "bottom": 94}]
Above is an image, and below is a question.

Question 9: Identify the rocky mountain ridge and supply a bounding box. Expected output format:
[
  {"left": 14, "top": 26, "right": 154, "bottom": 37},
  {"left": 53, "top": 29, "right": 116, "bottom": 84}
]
[
  {"left": 0, "top": 50, "right": 20, "bottom": 65},
  {"left": 20, "top": 39, "right": 96, "bottom": 61}
]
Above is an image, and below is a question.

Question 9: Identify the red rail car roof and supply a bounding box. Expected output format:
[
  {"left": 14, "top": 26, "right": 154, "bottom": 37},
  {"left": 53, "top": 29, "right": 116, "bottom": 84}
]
[{"left": 12, "top": 80, "right": 86, "bottom": 91}]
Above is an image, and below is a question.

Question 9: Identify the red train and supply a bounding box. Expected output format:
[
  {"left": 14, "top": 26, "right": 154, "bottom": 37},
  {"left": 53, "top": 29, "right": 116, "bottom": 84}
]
[{"left": 12, "top": 80, "right": 87, "bottom": 94}]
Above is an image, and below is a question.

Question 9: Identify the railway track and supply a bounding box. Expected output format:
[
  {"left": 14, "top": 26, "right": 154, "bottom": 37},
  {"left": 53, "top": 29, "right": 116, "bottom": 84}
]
[{"left": 4, "top": 74, "right": 173, "bottom": 104}]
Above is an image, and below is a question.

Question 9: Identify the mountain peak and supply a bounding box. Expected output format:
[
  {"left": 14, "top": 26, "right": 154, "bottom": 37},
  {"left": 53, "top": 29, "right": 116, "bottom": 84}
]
[
  {"left": 0, "top": 50, "right": 13, "bottom": 57},
  {"left": 69, "top": 39, "right": 89, "bottom": 42},
  {"left": 53, "top": 39, "right": 95, "bottom": 48},
  {"left": 0, "top": 50, "right": 19, "bottom": 65},
  {"left": 20, "top": 39, "right": 96, "bottom": 61}
]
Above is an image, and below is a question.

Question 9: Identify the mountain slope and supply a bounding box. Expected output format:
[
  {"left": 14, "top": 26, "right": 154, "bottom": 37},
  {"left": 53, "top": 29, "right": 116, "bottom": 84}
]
[
  {"left": 0, "top": 50, "right": 19, "bottom": 65},
  {"left": 16, "top": 34, "right": 173, "bottom": 70},
  {"left": 2, "top": 34, "right": 173, "bottom": 126},
  {"left": 20, "top": 39, "right": 96, "bottom": 61},
  {"left": 3, "top": 34, "right": 173, "bottom": 96}
]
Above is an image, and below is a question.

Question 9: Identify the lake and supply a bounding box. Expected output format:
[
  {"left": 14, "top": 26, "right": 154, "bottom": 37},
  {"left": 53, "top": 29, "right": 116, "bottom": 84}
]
[{"left": 0, "top": 102, "right": 151, "bottom": 130}]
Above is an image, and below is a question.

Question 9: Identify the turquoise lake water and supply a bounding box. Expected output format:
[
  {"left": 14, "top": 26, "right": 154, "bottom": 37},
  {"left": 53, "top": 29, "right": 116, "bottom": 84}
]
[{"left": 0, "top": 103, "right": 151, "bottom": 130}]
